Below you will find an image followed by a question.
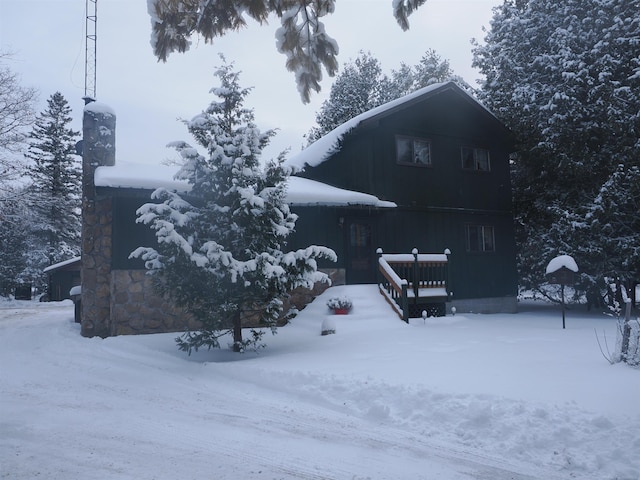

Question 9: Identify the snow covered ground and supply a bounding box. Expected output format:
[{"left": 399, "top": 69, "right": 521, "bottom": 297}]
[{"left": 1, "top": 285, "right": 639, "bottom": 480}]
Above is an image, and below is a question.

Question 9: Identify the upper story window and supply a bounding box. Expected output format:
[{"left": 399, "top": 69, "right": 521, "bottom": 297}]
[
  {"left": 461, "top": 146, "right": 490, "bottom": 171},
  {"left": 396, "top": 135, "right": 431, "bottom": 166},
  {"left": 466, "top": 225, "right": 495, "bottom": 253}
]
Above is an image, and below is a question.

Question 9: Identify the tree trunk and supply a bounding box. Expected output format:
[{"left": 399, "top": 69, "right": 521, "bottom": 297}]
[
  {"left": 232, "top": 311, "right": 243, "bottom": 352},
  {"left": 621, "top": 299, "right": 632, "bottom": 362}
]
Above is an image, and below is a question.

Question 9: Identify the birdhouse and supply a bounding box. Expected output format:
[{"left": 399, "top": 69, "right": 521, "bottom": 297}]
[{"left": 545, "top": 255, "right": 578, "bottom": 286}]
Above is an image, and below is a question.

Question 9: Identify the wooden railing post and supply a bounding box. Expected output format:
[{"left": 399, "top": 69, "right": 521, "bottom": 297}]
[
  {"left": 378, "top": 249, "right": 449, "bottom": 322},
  {"left": 412, "top": 247, "right": 419, "bottom": 303},
  {"left": 376, "top": 247, "right": 384, "bottom": 286},
  {"left": 401, "top": 283, "right": 409, "bottom": 323},
  {"left": 444, "top": 248, "right": 452, "bottom": 300}
]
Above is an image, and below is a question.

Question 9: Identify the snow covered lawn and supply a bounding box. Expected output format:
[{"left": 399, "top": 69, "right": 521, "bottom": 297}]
[{"left": 1, "top": 285, "right": 639, "bottom": 479}]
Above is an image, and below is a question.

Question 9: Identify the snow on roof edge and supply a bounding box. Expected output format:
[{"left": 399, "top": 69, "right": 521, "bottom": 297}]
[
  {"left": 94, "top": 163, "right": 396, "bottom": 208},
  {"left": 95, "top": 163, "right": 190, "bottom": 192},
  {"left": 43, "top": 256, "right": 81, "bottom": 273},
  {"left": 287, "top": 176, "right": 396, "bottom": 208}
]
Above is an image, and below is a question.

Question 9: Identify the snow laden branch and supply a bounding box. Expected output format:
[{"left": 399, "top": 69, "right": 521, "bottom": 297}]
[
  {"left": 0, "top": 55, "right": 37, "bottom": 194},
  {"left": 472, "top": 0, "right": 640, "bottom": 295},
  {"left": 132, "top": 58, "right": 336, "bottom": 352},
  {"left": 147, "top": 0, "right": 431, "bottom": 102}
]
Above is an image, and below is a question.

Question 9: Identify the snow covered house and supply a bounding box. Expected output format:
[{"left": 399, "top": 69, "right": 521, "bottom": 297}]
[
  {"left": 78, "top": 82, "right": 517, "bottom": 338},
  {"left": 284, "top": 82, "right": 518, "bottom": 314}
]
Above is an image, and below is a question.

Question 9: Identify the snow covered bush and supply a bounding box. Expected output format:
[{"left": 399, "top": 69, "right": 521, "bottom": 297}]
[
  {"left": 132, "top": 57, "right": 336, "bottom": 353},
  {"left": 598, "top": 278, "right": 640, "bottom": 367},
  {"left": 326, "top": 296, "right": 352, "bottom": 311},
  {"left": 321, "top": 316, "right": 336, "bottom": 336}
]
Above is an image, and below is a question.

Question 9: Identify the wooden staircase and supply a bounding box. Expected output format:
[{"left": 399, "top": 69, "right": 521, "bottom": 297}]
[{"left": 377, "top": 248, "right": 450, "bottom": 322}]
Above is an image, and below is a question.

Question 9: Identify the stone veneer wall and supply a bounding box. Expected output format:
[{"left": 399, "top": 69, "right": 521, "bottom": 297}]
[
  {"left": 109, "top": 268, "right": 345, "bottom": 335},
  {"left": 278, "top": 268, "right": 345, "bottom": 322},
  {"left": 110, "top": 270, "right": 200, "bottom": 335}
]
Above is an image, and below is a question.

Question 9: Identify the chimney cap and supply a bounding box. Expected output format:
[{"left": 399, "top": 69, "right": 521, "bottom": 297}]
[{"left": 83, "top": 101, "right": 116, "bottom": 116}]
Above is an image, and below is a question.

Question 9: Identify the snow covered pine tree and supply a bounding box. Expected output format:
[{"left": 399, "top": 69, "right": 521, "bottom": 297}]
[
  {"left": 132, "top": 58, "right": 336, "bottom": 353},
  {"left": 472, "top": 0, "right": 640, "bottom": 294},
  {"left": 307, "top": 49, "right": 468, "bottom": 144},
  {"left": 24, "top": 92, "right": 81, "bottom": 290}
]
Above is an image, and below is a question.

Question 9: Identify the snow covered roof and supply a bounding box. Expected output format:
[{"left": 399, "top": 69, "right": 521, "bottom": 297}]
[
  {"left": 95, "top": 162, "right": 190, "bottom": 192},
  {"left": 545, "top": 255, "right": 579, "bottom": 274},
  {"left": 43, "top": 256, "right": 81, "bottom": 274},
  {"left": 285, "top": 81, "right": 499, "bottom": 171},
  {"left": 94, "top": 162, "right": 395, "bottom": 208},
  {"left": 287, "top": 176, "right": 396, "bottom": 208}
]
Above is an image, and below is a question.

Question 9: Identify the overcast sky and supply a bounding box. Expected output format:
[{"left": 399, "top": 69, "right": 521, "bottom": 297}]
[{"left": 1, "top": 0, "right": 501, "bottom": 165}]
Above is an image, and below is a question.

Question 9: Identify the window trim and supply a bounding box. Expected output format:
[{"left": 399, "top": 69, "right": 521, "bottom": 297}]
[
  {"left": 461, "top": 146, "right": 491, "bottom": 172},
  {"left": 465, "top": 224, "right": 496, "bottom": 253},
  {"left": 395, "top": 134, "right": 432, "bottom": 167}
]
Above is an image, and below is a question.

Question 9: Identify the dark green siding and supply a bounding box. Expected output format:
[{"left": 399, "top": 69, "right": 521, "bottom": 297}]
[
  {"left": 111, "top": 194, "right": 156, "bottom": 270},
  {"left": 290, "top": 86, "right": 517, "bottom": 299},
  {"left": 290, "top": 205, "right": 517, "bottom": 299},
  {"left": 290, "top": 206, "right": 347, "bottom": 269}
]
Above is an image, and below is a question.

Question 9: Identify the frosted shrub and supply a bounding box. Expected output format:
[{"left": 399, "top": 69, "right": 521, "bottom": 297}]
[
  {"left": 321, "top": 317, "right": 336, "bottom": 336},
  {"left": 326, "top": 296, "right": 352, "bottom": 311}
]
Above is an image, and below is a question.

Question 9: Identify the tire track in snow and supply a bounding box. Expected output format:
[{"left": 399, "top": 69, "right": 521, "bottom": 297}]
[
  {"left": 141, "top": 365, "right": 562, "bottom": 480},
  {"left": 0, "top": 303, "right": 604, "bottom": 480}
]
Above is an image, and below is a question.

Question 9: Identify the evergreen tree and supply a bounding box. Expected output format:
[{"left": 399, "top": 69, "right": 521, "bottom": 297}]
[
  {"left": 579, "top": 165, "right": 640, "bottom": 289},
  {"left": 23, "top": 92, "right": 81, "bottom": 290},
  {"left": 147, "top": 0, "right": 431, "bottom": 102},
  {"left": 0, "top": 186, "right": 31, "bottom": 297},
  {"left": 472, "top": 0, "right": 640, "bottom": 293},
  {"left": 308, "top": 49, "right": 467, "bottom": 143},
  {"left": 307, "top": 52, "right": 386, "bottom": 143},
  {"left": 133, "top": 58, "right": 336, "bottom": 353}
]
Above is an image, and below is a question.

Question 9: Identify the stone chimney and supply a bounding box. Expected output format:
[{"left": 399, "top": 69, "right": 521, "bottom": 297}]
[{"left": 80, "top": 102, "right": 116, "bottom": 338}]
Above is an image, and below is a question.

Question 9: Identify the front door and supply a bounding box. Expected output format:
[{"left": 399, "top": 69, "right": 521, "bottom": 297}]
[{"left": 346, "top": 219, "right": 376, "bottom": 284}]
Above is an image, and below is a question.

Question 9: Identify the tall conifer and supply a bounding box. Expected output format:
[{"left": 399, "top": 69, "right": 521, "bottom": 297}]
[
  {"left": 134, "top": 59, "right": 335, "bottom": 352},
  {"left": 24, "top": 92, "right": 80, "bottom": 289}
]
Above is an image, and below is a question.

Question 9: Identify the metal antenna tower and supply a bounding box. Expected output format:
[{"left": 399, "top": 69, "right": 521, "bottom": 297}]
[{"left": 84, "top": 0, "right": 97, "bottom": 100}]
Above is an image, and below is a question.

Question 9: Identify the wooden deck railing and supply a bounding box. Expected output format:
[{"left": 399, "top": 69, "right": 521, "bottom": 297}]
[{"left": 377, "top": 248, "right": 450, "bottom": 322}]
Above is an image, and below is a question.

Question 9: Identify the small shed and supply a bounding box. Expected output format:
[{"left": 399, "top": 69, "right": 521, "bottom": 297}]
[{"left": 43, "top": 257, "right": 81, "bottom": 301}]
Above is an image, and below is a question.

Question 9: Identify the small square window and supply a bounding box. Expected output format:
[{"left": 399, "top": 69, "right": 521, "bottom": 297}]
[
  {"left": 461, "top": 147, "right": 490, "bottom": 171},
  {"left": 396, "top": 136, "right": 431, "bottom": 166},
  {"left": 349, "top": 223, "right": 371, "bottom": 248},
  {"left": 466, "top": 225, "right": 495, "bottom": 252}
]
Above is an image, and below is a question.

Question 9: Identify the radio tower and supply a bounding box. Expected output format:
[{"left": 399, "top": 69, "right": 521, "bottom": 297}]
[{"left": 84, "top": 0, "right": 97, "bottom": 102}]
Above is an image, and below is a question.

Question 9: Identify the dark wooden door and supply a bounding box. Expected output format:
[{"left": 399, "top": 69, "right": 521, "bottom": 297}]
[{"left": 346, "top": 219, "right": 376, "bottom": 284}]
